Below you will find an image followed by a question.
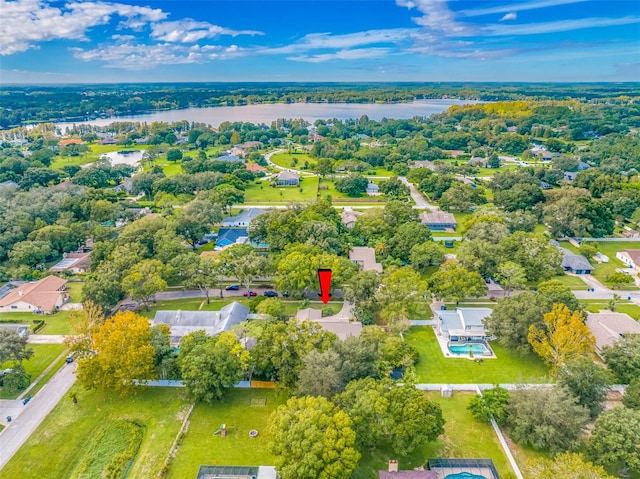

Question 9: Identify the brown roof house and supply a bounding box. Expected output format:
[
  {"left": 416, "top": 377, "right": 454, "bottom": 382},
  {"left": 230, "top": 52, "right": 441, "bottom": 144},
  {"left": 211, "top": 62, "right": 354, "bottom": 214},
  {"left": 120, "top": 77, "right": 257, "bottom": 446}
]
[
  {"left": 586, "top": 311, "right": 640, "bottom": 356},
  {"left": 50, "top": 252, "right": 91, "bottom": 274},
  {"left": 0, "top": 276, "right": 68, "bottom": 314},
  {"left": 349, "top": 247, "right": 383, "bottom": 273},
  {"left": 379, "top": 461, "right": 436, "bottom": 479}
]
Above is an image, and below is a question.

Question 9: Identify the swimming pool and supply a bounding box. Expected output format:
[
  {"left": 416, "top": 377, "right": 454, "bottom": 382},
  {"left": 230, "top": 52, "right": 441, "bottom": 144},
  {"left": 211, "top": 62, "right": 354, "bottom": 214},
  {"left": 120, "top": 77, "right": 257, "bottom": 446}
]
[
  {"left": 445, "top": 473, "right": 488, "bottom": 479},
  {"left": 448, "top": 343, "right": 489, "bottom": 355}
]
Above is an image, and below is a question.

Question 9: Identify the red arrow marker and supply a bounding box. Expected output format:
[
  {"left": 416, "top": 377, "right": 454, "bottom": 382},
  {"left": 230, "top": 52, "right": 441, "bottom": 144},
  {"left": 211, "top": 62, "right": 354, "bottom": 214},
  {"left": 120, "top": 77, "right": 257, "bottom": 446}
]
[{"left": 318, "top": 269, "right": 333, "bottom": 304}]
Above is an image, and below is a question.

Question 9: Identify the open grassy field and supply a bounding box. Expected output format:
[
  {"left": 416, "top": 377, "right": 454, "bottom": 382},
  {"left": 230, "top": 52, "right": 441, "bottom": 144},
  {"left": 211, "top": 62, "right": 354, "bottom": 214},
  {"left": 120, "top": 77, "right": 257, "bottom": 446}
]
[
  {"left": 355, "top": 391, "right": 513, "bottom": 479},
  {"left": 0, "top": 344, "right": 66, "bottom": 399},
  {"left": 548, "top": 274, "right": 589, "bottom": 290},
  {"left": 0, "top": 387, "right": 189, "bottom": 479},
  {"left": 269, "top": 152, "right": 317, "bottom": 170},
  {"left": 559, "top": 240, "right": 640, "bottom": 289},
  {"left": 50, "top": 144, "right": 146, "bottom": 169},
  {"left": 244, "top": 176, "right": 319, "bottom": 204},
  {"left": 406, "top": 327, "right": 550, "bottom": 384},
  {"left": 166, "top": 389, "right": 286, "bottom": 479}
]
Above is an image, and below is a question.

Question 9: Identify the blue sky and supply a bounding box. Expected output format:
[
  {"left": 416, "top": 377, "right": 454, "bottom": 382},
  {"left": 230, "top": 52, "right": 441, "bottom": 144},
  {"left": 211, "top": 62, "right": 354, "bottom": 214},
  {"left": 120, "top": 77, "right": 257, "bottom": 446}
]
[{"left": 0, "top": 0, "right": 639, "bottom": 83}]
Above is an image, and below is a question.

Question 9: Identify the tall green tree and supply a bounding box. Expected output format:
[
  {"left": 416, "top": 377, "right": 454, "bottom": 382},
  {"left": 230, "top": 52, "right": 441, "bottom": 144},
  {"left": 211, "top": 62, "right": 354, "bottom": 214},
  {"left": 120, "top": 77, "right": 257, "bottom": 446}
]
[
  {"left": 603, "top": 334, "right": 640, "bottom": 384},
  {"left": 590, "top": 407, "right": 640, "bottom": 475},
  {"left": 121, "top": 259, "right": 167, "bottom": 310},
  {"left": 335, "top": 377, "right": 445, "bottom": 456},
  {"left": 178, "top": 331, "right": 248, "bottom": 402},
  {"left": 0, "top": 329, "right": 33, "bottom": 364},
  {"left": 467, "top": 386, "right": 510, "bottom": 425},
  {"left": 269, "top": 396, "right": 360, "bottom": 479},
  {"left": 557, "top": 359, "right": 611, "bottom": 418},
  {"left": 429, "top": 262, "right": 488, "bottom": 304},
  {"left": 525, "top": 453, "right": 615, "bottom": 479}
]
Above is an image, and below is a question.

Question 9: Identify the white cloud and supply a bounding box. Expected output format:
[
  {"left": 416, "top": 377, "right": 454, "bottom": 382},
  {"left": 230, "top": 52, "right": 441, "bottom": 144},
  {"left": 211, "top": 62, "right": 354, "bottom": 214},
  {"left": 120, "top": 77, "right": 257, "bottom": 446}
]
[
  {"left": 460, "top": 0, "right": 588, "bottom": 17},
  {"left": 288, "top": 48, "right": 392, "bottom": 63},
  {"left": 487, "top": 16, "right": 640, "bottom": 36},
  {"left": 395, "top": 0, "right": 477, "bottom": 35},
  {"left": 150, "top": 19, "right": 263, "bottom": 43},
  {"left": 500, "top": 12, "right": 517, "bottom": 22},
  {"left": 0, "top": 0, "right": 167, "bottom": 55},
  {"left": 262, "top": 28, "right": 415, "bottom": 55}
]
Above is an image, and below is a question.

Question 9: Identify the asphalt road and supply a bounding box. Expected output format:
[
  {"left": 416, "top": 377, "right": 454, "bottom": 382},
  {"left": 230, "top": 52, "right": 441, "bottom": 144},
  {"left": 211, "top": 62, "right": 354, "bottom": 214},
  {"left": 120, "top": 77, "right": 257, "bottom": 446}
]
[
  {"left": 399, "top": 176, "right": 437, "bottom": 210},
  {"left": 0, "top": 363, "right": 76, "bottom": 470}
]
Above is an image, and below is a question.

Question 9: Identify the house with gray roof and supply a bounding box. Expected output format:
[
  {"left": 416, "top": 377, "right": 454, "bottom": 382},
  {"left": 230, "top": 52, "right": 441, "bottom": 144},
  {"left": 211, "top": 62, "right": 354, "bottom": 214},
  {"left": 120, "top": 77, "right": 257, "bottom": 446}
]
[
  {"left": 222, "top": 208, "right": 268, "bottom": 228},
  {"left": 214, "top": 154, "right": 244, "bottom": 163},
  {"left": 152, "top": 302, "right": 249, "bottom": 346},
  {"left": 420, "top": 211, "right": 457, "bottom": 232},
  {"left": 586, "top": 311, "right": 640, "bottom": 356},
  {"left": 560, "top": 248, "right": 593, "bottom": 274},
  {"left": 215, "top": 228, "right": 249, "bottom": 249},
  {"left": 434, "top": 308, "right": 491, "bottom": 342},
  {"left": 276, "top": 171, "right": 299, "bottom": 186},
  {"left": 0, "top": 323, "right": 29, "bottom": 338}
]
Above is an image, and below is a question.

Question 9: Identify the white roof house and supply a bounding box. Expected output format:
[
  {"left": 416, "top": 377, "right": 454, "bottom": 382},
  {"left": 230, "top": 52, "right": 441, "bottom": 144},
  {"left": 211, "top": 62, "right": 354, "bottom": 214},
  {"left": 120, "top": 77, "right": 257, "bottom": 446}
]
[
  {"left": 153, "top": 302, "right": 249, "bottom": 346},
  {"left": 434, "top": 308, "right": 492, "bottom": 340},
  {"left": 221, "top": 208, "right": 268, "bottom": 228}
]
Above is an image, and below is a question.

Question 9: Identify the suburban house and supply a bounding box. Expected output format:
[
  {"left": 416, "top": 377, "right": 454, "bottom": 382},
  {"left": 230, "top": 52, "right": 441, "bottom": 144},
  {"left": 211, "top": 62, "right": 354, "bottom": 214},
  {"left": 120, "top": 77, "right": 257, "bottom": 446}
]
[
  {"left": 380, "top": 459, "right": 500, "bottom": 479},
  {"left": 616, "top": 250, "right": 640, "bottom": 272},
  {"left": 296, "top": 308, "right": 363, "bottom": 340},
  {"left": 245, "top": 162, "right": 267, "bottom": 173},
  {"left": 340, "top": 208, "right": 362, "bottom": 229},
  {"left": 586, "top": 311, "right": 640, "bottom": 356},
  {"left": 50, "top": 252, "right": 91, "bottom": 274},
  {"left": 434, "top": 308, "right": 491, "bottom": 342},
  {"left": 468, "top": 157, "right": 488, "bottom": 167},
  {"left": 420, "top": 211, "right": 457, "bottom": 232},
  {"left": 276, "top": 171, "right": 299, "bottom": 186},
  {"left": 214, "top": 154, "right": 244, "bottom": 163},
  {"left": 222, "top": 208, "right": 268, "bottom": 228},
  {"left": 577, "top": 161, "right": 591, "bottom": 171},
  {"left": 560, "top": 248, "right": 593, "bottom": 274},
  {"left": 152, "top": 302, "right": 250, "bottom": 346},
  {"left": 0, "top": 180, "right": 19, "bottom": 189},
  {"left": 229, "top": 141, "right": 263, "bottom": 157},
  {"left": 366, "top": 181, "right": 380, "bottom": 196},
  {"left": 0, "top": 323, "right": 29, "bottom": 338},
  {"left": 215, "top": 228, "right": 249, "bottom": 249},
  {"left": 349, "top": 247, "right": 383, "bottom": 273},
  {"left": 564, "top": 171, "right": 578, "bottom": 182},
  {"left": 411, "top": 160, "right": 435, "bottom": 170},
  {"left": 0, "top": 276, "right": 68, "bottom": 314}
]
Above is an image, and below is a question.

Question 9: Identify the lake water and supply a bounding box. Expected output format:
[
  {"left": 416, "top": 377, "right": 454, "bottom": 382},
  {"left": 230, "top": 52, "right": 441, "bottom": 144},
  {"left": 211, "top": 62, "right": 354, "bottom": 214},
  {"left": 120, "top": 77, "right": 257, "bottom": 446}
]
[
  {"left": 56, "top": 99, "right": 477, "bottom": 130},
  {"left": 99, "top": 150, "right": 146, "bottom": 167}
]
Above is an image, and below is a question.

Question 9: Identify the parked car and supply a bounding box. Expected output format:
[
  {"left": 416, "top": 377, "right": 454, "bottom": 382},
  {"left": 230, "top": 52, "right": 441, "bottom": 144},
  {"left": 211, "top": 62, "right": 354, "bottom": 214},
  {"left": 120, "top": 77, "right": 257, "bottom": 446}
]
[
  {"left": 243, "top": 291, "right": 257, "bottom": 297},
  {"left": 66, "top": 352, "right": 76, "bottom": 363},
  {"left": 263, "top": 291, "right": 278, "bottom": 297},
  {"left": 225, "top": 284, "right": 240, "bottom": 291}
]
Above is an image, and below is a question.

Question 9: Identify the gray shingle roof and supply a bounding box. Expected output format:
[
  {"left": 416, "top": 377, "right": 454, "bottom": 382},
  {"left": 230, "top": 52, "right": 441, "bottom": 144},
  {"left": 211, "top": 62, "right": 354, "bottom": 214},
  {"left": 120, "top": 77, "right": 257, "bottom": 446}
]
[{"left": 560, "top": 248, "right": 593, "bottom": 271}]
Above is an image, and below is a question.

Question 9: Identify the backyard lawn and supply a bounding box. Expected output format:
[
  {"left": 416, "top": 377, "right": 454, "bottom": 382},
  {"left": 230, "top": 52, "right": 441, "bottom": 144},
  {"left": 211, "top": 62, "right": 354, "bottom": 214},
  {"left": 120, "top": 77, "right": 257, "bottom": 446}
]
[
  {"left": 244, "top": 176, "right": 319, "bottom": 204},
  {"left": 0, "top": 344, "right": 66, "bottom": 399},
  {"left": 166, "top": 389, "right": 286, "bottom": 479},
  {"left": 269, "top": 152, "right": 317, "bottom": 170},
  {"left": 0, "top": 387, "right": 188, "bottom": 479},
  {"left": 65, "top": 281, "right": 84, "bottom": 302},
  {"left": 406, "top": 327, "right": 550, "bottom": 384},
  {"left": 355, "top": 391, "right": 513, "bottom": 479}
]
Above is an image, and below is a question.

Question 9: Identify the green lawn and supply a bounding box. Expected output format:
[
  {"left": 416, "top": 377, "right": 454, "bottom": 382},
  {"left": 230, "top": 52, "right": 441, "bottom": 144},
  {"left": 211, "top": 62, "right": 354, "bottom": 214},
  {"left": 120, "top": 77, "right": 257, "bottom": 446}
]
[
  {"left": 0, "top": 344, "right": 66, "bottom": 399},
  {"left": 166, "top": 389, "right": 285, "bottom": 479},
  {"left": 269, "top": 152, "right": 317, "bottom": 170},
  {"left": 355, "top": 391, "right": 513, "bottom": 479},
  {"left": 317, "top": 178, "right": 387, "bottom": 204},
  {"left": 50, "top": 144, "right": 146, "bottom": 169},
  {"left": 39, "top": 311, "right": 74, "bottom": 334},
  {"left": 406, "top": 327, "right": 550, "bottom": 384},
  {"left": 0, "top": 387, "right": 188, "bottom": 479},
  {"left": 244, "top": 176, "right": 319, "bottom": 204},
  {"left": 547, "top": 274, "right": 588, "bottom": 290},
  {"left": 65, "top": 281, "right": 84, "bottom": 302},
  {"left": 581, "top": 301, "right": 640, "bottom": 319}
]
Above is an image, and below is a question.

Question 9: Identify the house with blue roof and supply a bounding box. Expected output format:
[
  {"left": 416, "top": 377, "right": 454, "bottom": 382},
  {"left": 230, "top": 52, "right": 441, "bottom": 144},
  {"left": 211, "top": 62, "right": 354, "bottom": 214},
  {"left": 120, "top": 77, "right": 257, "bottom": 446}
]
[{"left": 215, "top": 228, "right": 249, "bottom": 249}]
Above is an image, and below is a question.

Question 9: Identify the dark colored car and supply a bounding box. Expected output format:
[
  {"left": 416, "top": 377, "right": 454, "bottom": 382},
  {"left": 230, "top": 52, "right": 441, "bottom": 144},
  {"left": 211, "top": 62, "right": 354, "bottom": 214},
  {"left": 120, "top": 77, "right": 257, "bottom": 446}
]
[
  {"left": 66, "top": 352, "right": 76, "bottom": 363},
  {"left": 243, "top": 291, "right": 257, "bottom": 297},
  {"left": 225, "top": 284, "right": 240, "bottom": 291},
  {"left": 263, "top": 291, "right": 278, "bottom": 297},
  {"left": 282, "top": 291, "right": 290, "bottom": 297}
]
